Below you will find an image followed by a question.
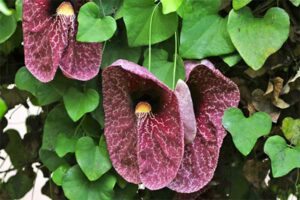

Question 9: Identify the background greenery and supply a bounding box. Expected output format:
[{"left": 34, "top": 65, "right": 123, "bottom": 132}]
[{"left": 0, "top": 0, "right": 300, "bottom": 199}]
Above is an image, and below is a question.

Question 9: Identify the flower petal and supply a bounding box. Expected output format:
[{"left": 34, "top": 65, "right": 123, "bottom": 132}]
[
  {"left": 23, "top": 23, "right": 58, "bottom": 82},
  {"left": 23, "top": 0, "right": 52, "bottom": 32},
  {"left": 137, "top": 92, "right": 184, "bottom": 190},
  {"left": 168, "top": 61, "right": 240, "bottom": 193},
  {"left": 59, "top": 22, "right": 102, "bottom": 81},
  {"left": 103, "top": 60, "right": 184, "bottom": 189},
  {"left": 175, "top": 80, "right": 197, "bottom": 144},
  {"left": 49, "top": 17, "right": 70, "bottom": 68}
]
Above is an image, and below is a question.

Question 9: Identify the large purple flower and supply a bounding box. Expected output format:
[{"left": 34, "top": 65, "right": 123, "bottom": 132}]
[
  {"left": 23, "top": 0, "right": 102, "bottom": 82},
  {"left": 102, "top": 60, "right": 185, "bottom": 190},
  {"left": 168, "top": 60, "right": 240, "bottom": 193}
]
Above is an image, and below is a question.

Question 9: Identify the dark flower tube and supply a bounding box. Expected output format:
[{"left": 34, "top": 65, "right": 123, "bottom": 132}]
[
  {"left": 168, "top": 60, "right": 240, "bottom": 193},
  {"left": 23, "top": 0, "right": 102, "bottom": 82},
  {"left": 102, "top": 60, "right": 185, "bottom": 190}
]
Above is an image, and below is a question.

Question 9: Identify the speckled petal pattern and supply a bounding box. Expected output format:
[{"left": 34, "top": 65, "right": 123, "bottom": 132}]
[
  {"left": 102, "top": 60, "right": 184, "bottom": 189},
  {"left": 59, "top": 22, "right": 102, "bottom": 81},
  {"left": 168, "top": 61, "right": 240, "bottom": 193}
]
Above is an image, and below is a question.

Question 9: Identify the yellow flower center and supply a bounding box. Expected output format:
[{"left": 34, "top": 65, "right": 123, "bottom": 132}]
[
  {"left": 135, "top": 102, "right": 152, "bottom": 115},
  {"left": 56, "top": 2, "right": 74, "bottom": 16}
]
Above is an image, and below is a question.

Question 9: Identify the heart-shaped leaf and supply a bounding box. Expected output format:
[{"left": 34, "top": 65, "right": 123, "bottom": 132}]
[
  {"left": 222, "top": 108, "right": 272, "bottom": 156},
  {"left": 15, "top": 67, "right": 61, "bottom": 105},
  {"left": 264, "top": 136, "right": 300, "bottom": 177},
  {"left": 123, "top": 0, "right": 178, "bottom": 46},
  {"left": 232, "top": 0, "right": 252, "bottom": 10},
  {"left": 77, "top": 2, "right": 117, "bottom": 42},
  {"left": 228, "top": 7, "right": 290, "bottom": 70},
  {"left": 52, "top": 164, "right": 70, "bottom": 186},
  {"left": 63, "top": 88, "right": 99, "bottom": 122},
  {"left": 282, "top": 117, "right": 300, "bottom": 146},
  {"left": 161, "top": 0, "right": 183, "bottom": 14},
  {"left": 0, "top": 97, "right": 7, "bottom": 120},
  {"left": 55, "top": 133, "right": 78, "bottom": 157},
  {"left": 75, "top": 136, "right": 111, "bottom": 181},
  {"left": 179, "top": 0, "right": 235, "bottom": 59},
  {"left": 62, "top": 165, "right": 116, "bottom": 200}
]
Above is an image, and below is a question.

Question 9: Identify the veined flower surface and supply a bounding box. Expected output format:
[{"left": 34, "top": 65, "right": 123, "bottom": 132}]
[{"left": 23, "top": 0, "right": 102, "bottom": 82}]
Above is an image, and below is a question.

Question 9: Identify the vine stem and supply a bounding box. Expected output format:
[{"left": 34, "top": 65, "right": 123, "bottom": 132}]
[
  {"left": 148, "top": 2, "right": 161, "bottom": 72},
  {"left": 173, "top": 32, "right": 178, "bottom": 89}
]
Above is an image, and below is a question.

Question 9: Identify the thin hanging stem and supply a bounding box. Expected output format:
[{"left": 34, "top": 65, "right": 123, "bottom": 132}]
[
  {"left": 148, "top": 2, "right": 161, "bottom": 71},
  {"left": 172, "top": 32, "right": 178, "bottom": 89}
]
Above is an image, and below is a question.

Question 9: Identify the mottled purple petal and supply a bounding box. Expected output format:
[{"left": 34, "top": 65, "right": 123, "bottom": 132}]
[
  {"left": 175, "top": 80, "right": 197, "bottom": 144},
  {"left": 59, "top": 22, "right": 102, "bottom": 81},
  {"left": 168, "top": 61, "right": 240, "bottom": 193},
  {"left": 49, "top": 17, "right": 70, "bottom": 68},
  {"left": 23, "top": 24, "right": 58, "bottom": 82},
  {"left": 23, "top": 0, "right": 52, "bottom": 32},
  {"left": 103, "top": 60, "right": 184, "bottom": 189}
]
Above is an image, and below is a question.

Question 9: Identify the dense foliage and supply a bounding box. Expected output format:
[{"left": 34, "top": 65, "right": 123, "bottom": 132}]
[{"left": 0, "top": 0, "right": 300, "bottom": 199}]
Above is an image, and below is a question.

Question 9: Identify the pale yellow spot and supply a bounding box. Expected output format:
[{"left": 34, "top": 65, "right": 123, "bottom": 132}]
[
  {"left": 135, "top": 102, "right": 152, "bottom": 114},
  {"left": 56, "top": 2, "right": 74, "bottom": 16}
]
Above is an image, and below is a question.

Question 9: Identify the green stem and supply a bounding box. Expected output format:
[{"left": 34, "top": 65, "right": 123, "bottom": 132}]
[
  {"left": 172, "top": 32, "right": 178, "bottom": 89},
  {"left": 148, "top": 2, "right": 161, "bottom": 72}
]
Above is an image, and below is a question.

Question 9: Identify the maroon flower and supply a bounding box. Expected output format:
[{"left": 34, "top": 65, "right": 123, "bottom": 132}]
[
  {"left": 102, "top": 60, "right": 185, "bottom": 190},
  {"left": 23, "top": 0, "right": 102, "bottom": 82},
  {"left": 168, "top": 60, "right": 240, "bottom": 193}
]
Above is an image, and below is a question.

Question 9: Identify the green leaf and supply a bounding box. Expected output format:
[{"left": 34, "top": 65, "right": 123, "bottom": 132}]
[
  {"left": 143, "top": 48, "right": 185, "bottom": 89},
  {"left": 15, "top": 0, "right": 23, "bottom": 21},
  {"left": 4, "top": 130, "right": 29, "bottom": 168},
  {"left": 15, "top": 67, "right": 61, "bottom": 105},
  {"left": 42, "top": 105, "right": 76, "bottom": 151},
  {"left": 232, "top": 0, "right": 252, "bottom": 10},
  {"left": 75, "top": 136, "right": 112, "bottom": 181},
  {"left": 63, "top": 88, "right": 99, "bottom": 122},
  {"left": 222, "top": 108, "right": 272, "bottom": 156},
  {"left": 177, "top": 0, "right": 222, "bottom": 19},
  {"left": 289, "top": 0, "right": 300, "bottom": 6},
  {"left": 227, "top": 7, "right": 290, "bottom": 70},
  {"left": 82, "top": 115, "right": 102, "bottom": 138},
  {"left": 0, "top": 0, "right": 13, "bottom": 15},
  {"left": 264, "top": 136, "right": 300, "bottom": 177},
  {"left": 222, "top": 53, "right": 242, "bottom": 67},
  {"left": 52, "top": 164, "right": 70, "bottom": 186},
  {"left": 178, "top": 0, "right": 235, "bottom": 59},
  {"left": 282, "top": 117, "right": 300, "bottom": 146},
  {"left": 0, "top": 13, "right": 17, "bottom": 43},
  {"left": 55, "top": 133, "right": 78, "bottom": 157},
  {"left": 62, "top": 165, "right": 116, "bottom": 200},
  {"left": 101, "top": 37, "right": 141, "bottom": 69},
  {"left": 39, "top": 149, "right": 68, "bottom": 171},
  {"left": 123, "top": 0, "right": 178, "bottom": 46},
  {"left": 94, "top": 0, "right": 122, "bottom": 16},
  {"left": 5, "top": 171, "right": 34, "bottom": 199},
  {"left": 161, "top": 0, "right": 183, "bottom": 14},
  {"left": 77, "top": 2, "right": 117, "bottom": 42},
  {"left": 0, "top": 98, "right": 7, "bottom": 120}
]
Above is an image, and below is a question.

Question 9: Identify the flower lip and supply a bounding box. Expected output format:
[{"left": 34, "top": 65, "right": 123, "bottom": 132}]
[{"left": 56, "top": 1, "right": 74, "bottom": 16}]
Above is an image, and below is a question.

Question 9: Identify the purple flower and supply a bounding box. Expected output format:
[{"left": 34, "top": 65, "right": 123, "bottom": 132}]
[
  {"left": 102, "top": 60, "right": 185, "bottom": 190},
  {"left": 23, "top": 0, "right": 102, "bottom": 82},
  {"left": 168, "top": 60, "right": 240, "bottom": 193}
]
